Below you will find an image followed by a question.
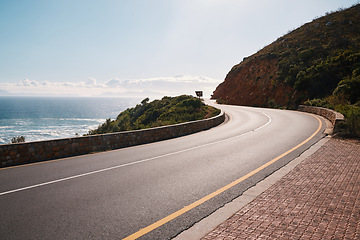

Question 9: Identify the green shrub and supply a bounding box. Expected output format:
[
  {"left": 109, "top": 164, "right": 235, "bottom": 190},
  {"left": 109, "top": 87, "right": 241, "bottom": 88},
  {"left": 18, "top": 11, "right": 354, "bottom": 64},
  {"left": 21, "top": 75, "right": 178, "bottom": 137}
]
[
  {"left": 335, "top": 105, "right": 360, "bottom": 137},
  {"left": 333, "top": 76, "right": 360, "bottom": 104},
  {"left": 299, "top": 48, "right": 316, "bottom": 62},
  {"left": 88, "top": 95, "right": 220, "bottom": 135},
  {"left": 304, "top": 98, "right": 331, "bottom": 108}
]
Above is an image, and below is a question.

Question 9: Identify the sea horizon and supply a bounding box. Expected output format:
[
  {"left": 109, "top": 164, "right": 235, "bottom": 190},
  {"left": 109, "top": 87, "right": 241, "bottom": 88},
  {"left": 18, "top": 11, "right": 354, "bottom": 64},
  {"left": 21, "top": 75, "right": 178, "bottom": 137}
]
[{"left": 0, "top": 96, "right": 142, "bottom": 144}]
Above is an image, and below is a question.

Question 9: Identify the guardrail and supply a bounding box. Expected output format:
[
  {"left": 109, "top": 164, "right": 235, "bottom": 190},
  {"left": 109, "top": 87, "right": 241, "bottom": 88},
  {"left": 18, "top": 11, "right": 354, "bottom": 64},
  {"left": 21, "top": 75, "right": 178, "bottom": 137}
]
[
  {"left": 298, "top": 105, "right": 344, "bottom": 133},
  {"left": 1, "top": 111, "right": 225, "bottom": 168}
]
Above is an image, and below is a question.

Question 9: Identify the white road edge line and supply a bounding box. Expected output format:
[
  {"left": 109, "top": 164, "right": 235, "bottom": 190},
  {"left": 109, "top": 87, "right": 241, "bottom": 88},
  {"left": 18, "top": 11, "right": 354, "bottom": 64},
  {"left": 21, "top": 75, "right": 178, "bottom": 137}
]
[{"left": 0, "top": 112, "right": 271, "bottom": 197}]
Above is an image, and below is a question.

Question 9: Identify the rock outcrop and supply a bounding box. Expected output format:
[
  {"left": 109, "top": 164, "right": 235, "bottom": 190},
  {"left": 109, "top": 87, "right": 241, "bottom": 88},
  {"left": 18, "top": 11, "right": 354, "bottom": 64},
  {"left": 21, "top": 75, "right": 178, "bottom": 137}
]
[{"left": 212, "top": 56, "right": 293, "bottom": 107}]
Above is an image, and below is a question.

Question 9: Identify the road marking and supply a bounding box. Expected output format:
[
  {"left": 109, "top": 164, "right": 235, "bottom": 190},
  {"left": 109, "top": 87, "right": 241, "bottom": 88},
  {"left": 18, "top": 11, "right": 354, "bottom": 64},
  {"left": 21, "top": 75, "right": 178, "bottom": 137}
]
[
  {"left": 0, "top": 110, "right": 242, "bottom": 172},
  {"left": 122, "top": 114, "right": 322, "bottom": 240},
  {"left": 0, "top": 112, "right": 271, "bottom": 196}
]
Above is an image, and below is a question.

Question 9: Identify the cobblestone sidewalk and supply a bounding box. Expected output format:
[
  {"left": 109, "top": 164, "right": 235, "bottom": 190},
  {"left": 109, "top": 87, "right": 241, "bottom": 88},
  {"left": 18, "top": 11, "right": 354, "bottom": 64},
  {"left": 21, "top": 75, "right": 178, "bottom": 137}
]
[{"left": 202, "top": 138, "right": 360, "bottom": 240}]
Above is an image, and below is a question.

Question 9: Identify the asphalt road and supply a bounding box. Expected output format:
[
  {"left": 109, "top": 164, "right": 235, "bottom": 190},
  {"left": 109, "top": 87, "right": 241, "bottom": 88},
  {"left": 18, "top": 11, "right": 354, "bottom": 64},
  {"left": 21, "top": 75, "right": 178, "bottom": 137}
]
[{"left": 0, "top": 102, "right": 326, "bottom": 239}]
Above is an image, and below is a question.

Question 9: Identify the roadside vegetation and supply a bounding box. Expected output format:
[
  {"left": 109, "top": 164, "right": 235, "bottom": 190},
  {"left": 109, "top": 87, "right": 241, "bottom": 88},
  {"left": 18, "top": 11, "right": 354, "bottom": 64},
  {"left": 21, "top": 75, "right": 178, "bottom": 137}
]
[
  {"left": 273, "top": 5, "right": 360, "bottom": 137},
  {"left": 88, "top": 95, "right": 220, "bottom": 135},
  {"left": 304, "top": 76, "right": 360, "bottom": 137},
  {"left": 226, "top": 4, "right": 360, "bottom": 137}
]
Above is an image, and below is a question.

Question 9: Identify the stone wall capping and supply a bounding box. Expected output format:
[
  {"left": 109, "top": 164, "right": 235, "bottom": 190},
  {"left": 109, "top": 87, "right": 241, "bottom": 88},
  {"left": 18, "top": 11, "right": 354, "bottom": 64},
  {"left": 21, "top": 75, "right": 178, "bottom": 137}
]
[
  {"left": 298, "top": 105, "right": 344, "bottom": 134},
  {"left": 0, "top": 110, "right": 225, "bottom": 168}
]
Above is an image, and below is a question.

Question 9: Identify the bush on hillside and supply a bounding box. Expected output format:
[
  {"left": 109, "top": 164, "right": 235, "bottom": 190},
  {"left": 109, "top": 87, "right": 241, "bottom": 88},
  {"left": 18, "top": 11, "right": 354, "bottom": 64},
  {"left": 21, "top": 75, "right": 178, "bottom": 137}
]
[
  {"left": 88, "top": 95, "right": 220, "bottom": 135},
  {"left": 305, "top": 73, "right": 360, "bottom": 137},
  {"left": 333, "top": 76, "right": 360, "bottom": 104},
  {"left": 335, "top": 104, "right": 360, "bottom": 137}
]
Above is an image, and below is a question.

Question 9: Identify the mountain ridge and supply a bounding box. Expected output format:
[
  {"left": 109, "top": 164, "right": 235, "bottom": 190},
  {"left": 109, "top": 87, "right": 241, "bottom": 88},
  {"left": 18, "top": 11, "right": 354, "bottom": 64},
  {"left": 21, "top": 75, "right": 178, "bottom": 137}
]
[{"left": 212, "top": 4, "right": 360, "bottom": 109}]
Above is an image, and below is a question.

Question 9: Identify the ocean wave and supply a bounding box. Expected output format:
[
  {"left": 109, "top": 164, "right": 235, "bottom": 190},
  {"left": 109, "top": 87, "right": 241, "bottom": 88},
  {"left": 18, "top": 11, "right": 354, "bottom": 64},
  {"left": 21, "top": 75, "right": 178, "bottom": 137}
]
[
  {"left": 0, "top": 124, "right": 99, "bottom": 144},
  {"left": 13, "top": 120, "right": 32, "bottom": 126},
  {"left": 1, "top": 117, "right": 106, "bottom": 121},
  {"left": 0, "top": 97, "right": 138, "bottom": 144},
  {"left": 57, "top": 118, "right": 106, "bottom": 122}
]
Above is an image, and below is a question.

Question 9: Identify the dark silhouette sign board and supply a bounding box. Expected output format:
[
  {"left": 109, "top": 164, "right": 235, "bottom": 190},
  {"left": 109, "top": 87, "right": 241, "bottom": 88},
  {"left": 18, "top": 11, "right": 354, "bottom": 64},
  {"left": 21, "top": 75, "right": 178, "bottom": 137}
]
[{"left": 195, "top": 91, "right": 203, "bottom": 98}]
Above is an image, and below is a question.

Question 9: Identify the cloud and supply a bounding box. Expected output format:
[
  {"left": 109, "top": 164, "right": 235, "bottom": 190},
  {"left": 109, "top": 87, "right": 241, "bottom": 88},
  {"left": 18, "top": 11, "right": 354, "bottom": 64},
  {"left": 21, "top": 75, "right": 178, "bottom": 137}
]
[
  {"left": 0, "top": 89, "right": 11, "bottom": 96},
  {"left": 86, "top": 77, "right": 97, "bottom": 86},
  {"left": 60, "top": 82, "right": 71, "bottom": 87},
  {"left": 105, "top": 78, "right": 125, "bottom": 88},
  {"left": 105, "top": 79, "right": 120, "bottom": 87},
  {"left": 17, "top": 78, "right": 40, "bottom": 87},
  {"left": 115, "top": 75, "right": 220, "bottom": 84},
  {"left": 1, "top": 75, "right": 222, "bottom": 98},
  {"left": 41, "top": 81, "right": 50, "bottom": 86}
]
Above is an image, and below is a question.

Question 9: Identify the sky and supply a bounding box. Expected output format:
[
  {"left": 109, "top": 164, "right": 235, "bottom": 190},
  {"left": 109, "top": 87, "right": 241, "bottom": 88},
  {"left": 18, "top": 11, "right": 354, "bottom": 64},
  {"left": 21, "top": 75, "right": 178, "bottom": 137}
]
[{"left": 0, "top": 0, "right": 358, "bottom": 98}]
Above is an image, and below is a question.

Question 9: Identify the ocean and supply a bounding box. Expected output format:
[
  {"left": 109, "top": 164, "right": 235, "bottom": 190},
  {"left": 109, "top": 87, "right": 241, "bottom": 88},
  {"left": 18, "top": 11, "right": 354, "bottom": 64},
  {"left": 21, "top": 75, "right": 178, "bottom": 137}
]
[{"left": 0, "top": 96, "right": 142, "bottom": 145}]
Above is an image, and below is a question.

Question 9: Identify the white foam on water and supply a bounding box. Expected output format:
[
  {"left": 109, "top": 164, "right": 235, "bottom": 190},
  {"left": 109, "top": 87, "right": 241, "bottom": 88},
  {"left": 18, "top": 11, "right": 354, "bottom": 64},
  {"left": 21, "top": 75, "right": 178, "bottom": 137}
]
[{"left": 0, "top": 97, "right": 141, "bottom": 145}]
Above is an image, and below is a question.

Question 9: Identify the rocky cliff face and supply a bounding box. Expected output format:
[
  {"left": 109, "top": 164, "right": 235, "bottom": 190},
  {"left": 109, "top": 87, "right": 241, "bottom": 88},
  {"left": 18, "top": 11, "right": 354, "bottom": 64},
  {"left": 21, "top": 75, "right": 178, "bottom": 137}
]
[
  {"left": 212, "top": 4, "right": 360, "bottom": 109},
  {"left": 212, "top": 56, "right": 294, "bottom": 107}
]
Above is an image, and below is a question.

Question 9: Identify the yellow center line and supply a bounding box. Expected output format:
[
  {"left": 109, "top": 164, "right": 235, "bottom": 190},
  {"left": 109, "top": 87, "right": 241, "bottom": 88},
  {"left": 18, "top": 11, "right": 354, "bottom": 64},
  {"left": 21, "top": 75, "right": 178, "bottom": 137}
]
[{"left": 123, "top": 114, "right": 323, "bottom": 240}]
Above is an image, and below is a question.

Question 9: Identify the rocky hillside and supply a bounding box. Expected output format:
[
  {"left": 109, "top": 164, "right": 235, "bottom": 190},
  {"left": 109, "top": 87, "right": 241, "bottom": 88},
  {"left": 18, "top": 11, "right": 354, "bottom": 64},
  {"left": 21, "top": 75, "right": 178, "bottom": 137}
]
[{"left": 212, "top": 4, "right": 360, "bottom": 109}]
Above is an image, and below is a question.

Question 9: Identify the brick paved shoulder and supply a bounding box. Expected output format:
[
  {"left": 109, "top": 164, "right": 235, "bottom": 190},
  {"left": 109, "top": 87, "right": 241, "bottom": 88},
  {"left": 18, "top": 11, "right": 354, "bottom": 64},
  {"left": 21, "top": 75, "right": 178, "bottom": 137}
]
[{"left": 202, "top": 138, "right": 360, "bottom": 240}]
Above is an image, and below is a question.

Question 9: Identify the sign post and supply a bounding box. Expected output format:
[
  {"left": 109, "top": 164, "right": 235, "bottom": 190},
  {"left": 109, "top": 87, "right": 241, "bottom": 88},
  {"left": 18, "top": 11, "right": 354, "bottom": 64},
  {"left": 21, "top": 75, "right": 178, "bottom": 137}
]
[{"left": 195, "top": 91, "right": 203, "bottom": 99}]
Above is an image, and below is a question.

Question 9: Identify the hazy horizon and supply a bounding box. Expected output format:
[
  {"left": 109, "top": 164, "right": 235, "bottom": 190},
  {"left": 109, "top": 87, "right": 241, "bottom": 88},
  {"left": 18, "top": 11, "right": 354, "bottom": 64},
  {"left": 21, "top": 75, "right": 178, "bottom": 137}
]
[{"left": 1, "top": 0, "right": 358, "bottom": 98}]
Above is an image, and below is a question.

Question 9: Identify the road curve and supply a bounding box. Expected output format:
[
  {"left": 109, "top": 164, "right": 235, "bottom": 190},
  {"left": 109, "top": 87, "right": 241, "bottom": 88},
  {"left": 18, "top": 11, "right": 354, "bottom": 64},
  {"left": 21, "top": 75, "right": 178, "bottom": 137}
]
[{"left": 0, "top": 102, "right": 326, "bottom": 239}]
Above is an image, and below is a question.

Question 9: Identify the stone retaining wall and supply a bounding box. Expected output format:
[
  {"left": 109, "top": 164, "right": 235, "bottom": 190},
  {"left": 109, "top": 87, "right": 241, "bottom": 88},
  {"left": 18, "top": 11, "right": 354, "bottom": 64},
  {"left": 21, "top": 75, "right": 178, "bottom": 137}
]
[
  {"left": 1, "top": 111, "right": 225, "bottom": 168},
  {"left": 298, "top": 105, "right": 344, "bottom": 132}
]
